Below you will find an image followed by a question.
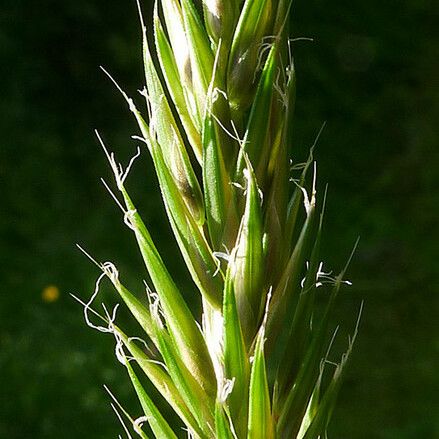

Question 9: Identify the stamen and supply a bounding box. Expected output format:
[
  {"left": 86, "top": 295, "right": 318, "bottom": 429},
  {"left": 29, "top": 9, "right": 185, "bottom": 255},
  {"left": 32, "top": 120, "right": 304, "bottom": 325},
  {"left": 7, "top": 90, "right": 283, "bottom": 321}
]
[
  {"left": 114, "top": 330, "right": 127, "bottom": 365},
  {"left": 121, "top": 147, "right": 141, "bottom": 186},
  {"left": 273, "top": 68, "right": 290, "bottom": 108},
  {"left": 83, "top": 272, "right": 112, "bottom": 333},
  {"left": 70, "top": 293, "right": 108, "bottom": 325},
  {"left": 213, "top": 251, "right": 230, "bottom": 263},
  {"left": 289, "top": 37, "right": 314, "bottom": 43},
  {"left": 212, "top": 87, "right": 228, "bottom": 102},
  {"left": 219, "top": 377, "right": 236, "bottom": 403},
  {"left": 253, "top": 35, "right": 279, "bottom": 82},
  {"left": 131, "top": 135, "right": 144, "bottom": 145},
  {"left": 133, "top": 416, "right": 149, "bottom": 434},
  {"left": 123, "top": 209, "right": 138, "bottom": 231},
  {"left": 96, "top": 130, "right": 141, "bottom": 191}
]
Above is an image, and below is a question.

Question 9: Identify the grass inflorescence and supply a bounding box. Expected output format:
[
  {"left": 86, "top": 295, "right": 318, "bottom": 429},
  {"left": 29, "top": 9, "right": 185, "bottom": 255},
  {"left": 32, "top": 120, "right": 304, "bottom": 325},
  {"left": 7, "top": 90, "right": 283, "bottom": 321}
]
[{"left": 76, "top": 0, "right": 361, "bottom": 437}]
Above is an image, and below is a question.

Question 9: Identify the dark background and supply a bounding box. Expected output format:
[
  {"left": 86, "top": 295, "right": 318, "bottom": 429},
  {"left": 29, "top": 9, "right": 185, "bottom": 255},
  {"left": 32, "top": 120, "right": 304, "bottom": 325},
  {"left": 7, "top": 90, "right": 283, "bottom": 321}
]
[{"left": 1, "top": 0, "right": 438, "bottom": 438}]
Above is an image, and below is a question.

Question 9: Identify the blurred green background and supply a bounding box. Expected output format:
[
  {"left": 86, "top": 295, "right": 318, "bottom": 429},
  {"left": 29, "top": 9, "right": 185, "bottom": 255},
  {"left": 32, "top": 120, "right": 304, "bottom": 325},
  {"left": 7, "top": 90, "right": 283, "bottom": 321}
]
[{"left": 1, "top": 0, "right": 438, "bottom": 438}]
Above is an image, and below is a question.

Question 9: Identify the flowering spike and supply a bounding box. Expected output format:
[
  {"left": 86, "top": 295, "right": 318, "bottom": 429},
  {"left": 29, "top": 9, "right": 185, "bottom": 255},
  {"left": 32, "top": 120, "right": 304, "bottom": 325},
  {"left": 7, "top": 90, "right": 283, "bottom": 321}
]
[{"left": 81, "top": 1, "right": 361, "bottom": 437}]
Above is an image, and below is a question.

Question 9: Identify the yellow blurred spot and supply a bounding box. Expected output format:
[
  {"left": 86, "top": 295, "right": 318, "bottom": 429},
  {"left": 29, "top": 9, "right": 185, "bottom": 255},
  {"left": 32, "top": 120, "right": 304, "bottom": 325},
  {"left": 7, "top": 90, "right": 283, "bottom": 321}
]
[{"left": 42, "top": 285, "right": 60, "bottom": 303}]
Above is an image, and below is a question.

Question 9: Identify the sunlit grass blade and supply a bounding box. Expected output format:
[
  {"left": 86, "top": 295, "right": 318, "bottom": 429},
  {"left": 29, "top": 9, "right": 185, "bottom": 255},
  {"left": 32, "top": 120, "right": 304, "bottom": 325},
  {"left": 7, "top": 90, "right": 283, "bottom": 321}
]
[
  {"left": 203, "top": 0, "right": 239, "bottom": 48},
  {"left": 202, "top": 83, "right": 235, "bottom": 251},
  {"left": 121, "top": 186, "right": 217, "bottom": 396},
  {"left": 235, "top": 46, "right": 277, "bottom": 186},
  {"left": 266, "top": 180, "right": 316, "bottom": 344},
  {"left": 153, "top": 5, "right": 202, "bottom": 163},
  {"left": 107, "top": 274, "right": 157, "bottom": 347},
  {"left": 232, "top": 158, "right": 265, "bottom": 345},
  {"left": 124, "top": 354, "right": 178, "bottom": 438},
  {"left": 105, "top": 385, "right": 150, "bottom": 439},
  {"left": 263, "top": 137, "right": 288, "bottom": 286},
  {"left": 277, "top": 283, "right": 341, "bottom": 436},
  {"left": 153, "top": 315, "right": 215, "bottom": 437},
  {"left": 181, "top": 0, "right": 214, "bottom": 120},
  {"left": 214, "top": 401, "right": 236, "bottom": 439},
  {"left": 227, "top": 0, "right": 274, "bottom": 112},
  {"left": 77, "top": 246, "right": 158, "bottom": 346},
  {"left": 159, "top": 0, "right": 198, "bottom": 122},
  {"left": 140, "top": 18, "right": 204, "bottom": 225},
  {"left": 273, "top": 0, "right": 293, "bottom": 34},
  {"left": 297, "top": 367, "right": 322, "bottom": 439},
  {"left": 276, "top": 192, "right": 326, "bottom": 397},
  {"left": 248, "top": 322, "right": 274, "bottom": 439},
  {"left": 301, "top": 305, "right": 362, "bottom": 439},
  {"left": 222, "top": 272, "right": 249, "bottom": 437},
  {"left": 284, "top": 145, "right": 315, "bottom": 254},
  {"left": 276, "top": 308, "right": 332, "bottom": 437},
  {"left": 147, "top": 131, "right": 224, "bottom": 308},
  {"left": 118, "top": 330, "right": 207, "bottom": 438},
  {"left": 263, "top": 54, "right": 295, "bottom": 282},
  {"left": 277, "top": 241, "right": 359, "bottom": 437}
]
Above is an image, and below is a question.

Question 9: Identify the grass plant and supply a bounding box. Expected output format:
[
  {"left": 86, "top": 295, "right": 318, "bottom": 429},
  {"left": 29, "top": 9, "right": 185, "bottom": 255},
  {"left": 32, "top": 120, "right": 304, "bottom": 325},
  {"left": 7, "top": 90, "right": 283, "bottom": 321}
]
[{"left": 76, "top": 0, "right": 361, "bottom": 437}]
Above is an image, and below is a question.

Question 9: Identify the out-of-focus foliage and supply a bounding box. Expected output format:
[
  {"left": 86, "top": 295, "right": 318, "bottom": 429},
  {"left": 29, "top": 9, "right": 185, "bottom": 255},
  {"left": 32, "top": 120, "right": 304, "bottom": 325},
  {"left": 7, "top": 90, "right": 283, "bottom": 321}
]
[{"left": 0, "top": 0, "right": 437, "bottom": 438}]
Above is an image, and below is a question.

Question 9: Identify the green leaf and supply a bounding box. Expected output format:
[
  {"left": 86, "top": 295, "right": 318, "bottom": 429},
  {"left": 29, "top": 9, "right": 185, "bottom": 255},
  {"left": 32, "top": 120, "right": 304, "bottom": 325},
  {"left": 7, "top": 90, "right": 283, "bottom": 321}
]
[
  {"left": 202, "top": 0, "right": 240, "bottom": 47},
  {"left": 301, "top": 312, "right": 361, "bottom": 439},
  {"left": 122, "top": 185, "right": 217, "bottom": 395},
  {"left": 266, "top": 184, "right": 316, "bottom": 345},
  {"left": 181, "top": 0, "right": 214, "bottom": 121},
  {"left": 277, "top": 285, "right": 339, "bottom": 437},
  {"left": 276, "top": 194, "right": 326, "bottom": 397},
  {"left": 160, "top": 0, "right": 197, "bottom": 120},
  {"left": 248, "top": 323, "right": 274, "bottom": 439},
  {"left": 105, "top": 385, "right": 151, "bottom": 439},
  {"left": 222, "top": 272, "right": 249, "bottom": 437},
  {"left": 154, "top": 318, "right": 215, "bottom": 437},
  {"left": 118, "top": 330, "right": 207, "bottom": 439},
  {"left": 141, "top": 21, "right": 205, "bottom": 225},
  {"left": 214, "top": 401, "right": 236, "bottom": 439},
  {"left": 227, "top": 0, "right": 274, "bottom": 111},
  {"left": 277, "top": 240, "right": 360, "bottom": 437},
  {"left": 153, "top": 6, "right": 202, "bottom": 163},
  {"left": 124, "top": 358, "right": 178, "bottom": 439},
  {"left": 202, "top": 86, "right": 235, "bottom": 251},
  {"left": 235, "top": 46, "right": 277, "bottom": 186},
  {"left": 232, "top": 158, "right": 265, "bottom": 345}
]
